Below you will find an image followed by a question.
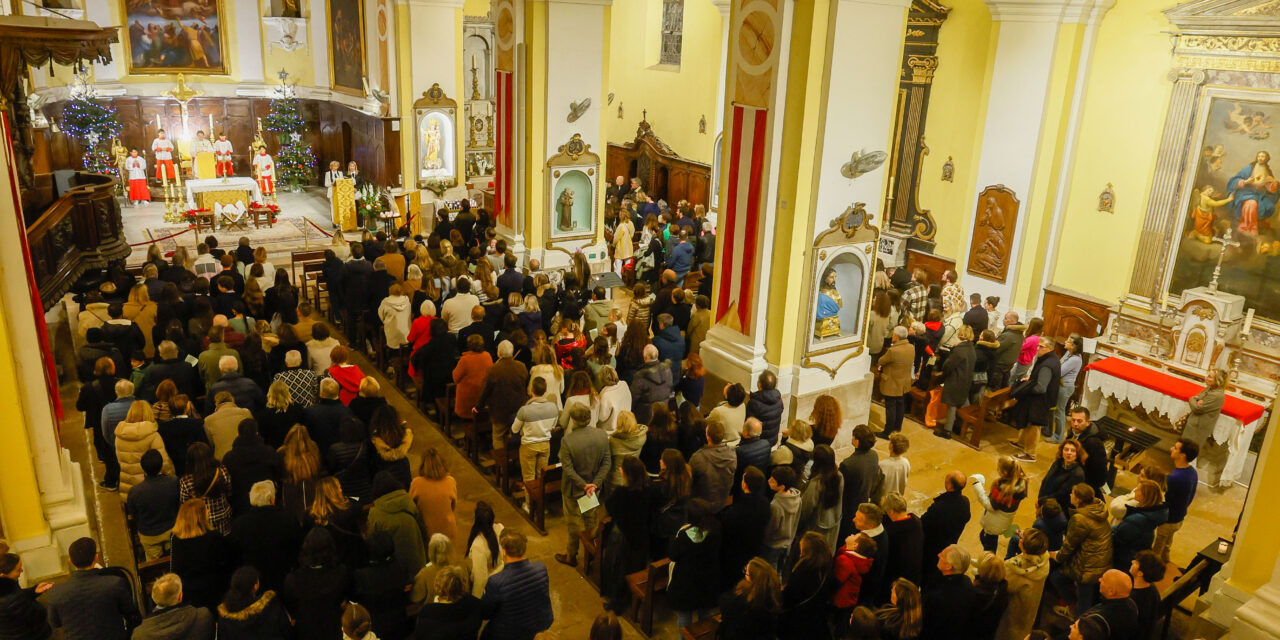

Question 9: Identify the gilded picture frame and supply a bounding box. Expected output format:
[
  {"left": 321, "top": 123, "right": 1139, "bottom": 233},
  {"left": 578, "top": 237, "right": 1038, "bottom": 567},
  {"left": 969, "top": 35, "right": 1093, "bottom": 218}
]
[
  {"left": 118, "top": 0, "right": 230, "bottom": 76},
  {"left": 801, "top": 203, "right": 880, "bottom": 377},
  {"left": 327, "top": 0, "right": 368, "bottom": 96},
  {"left": 545, "top": 134, "right": 600, "bottom": 245}
]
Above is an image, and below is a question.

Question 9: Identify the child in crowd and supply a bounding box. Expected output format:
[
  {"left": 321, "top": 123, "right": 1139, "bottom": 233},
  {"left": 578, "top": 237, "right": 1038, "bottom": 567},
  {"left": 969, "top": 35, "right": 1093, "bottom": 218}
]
[
  {"left": 971, "top": 456, "right": 1029, "bottom": 556},
  {"left": 879, "top": 433, "right": 912, "bottom": 499}
]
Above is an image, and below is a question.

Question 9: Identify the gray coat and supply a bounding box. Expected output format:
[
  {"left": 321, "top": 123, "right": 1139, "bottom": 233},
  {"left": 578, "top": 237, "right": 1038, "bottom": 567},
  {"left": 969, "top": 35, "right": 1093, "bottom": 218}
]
[
  {"left": 690, "top": 444, "right": 736, "bottom": 511},
  {"left": 131, "top": 605, "right": 214, "bottom": 640},
  {"left": 1183, "top": 387, "right": 1224, "bottom": 445},
  {"left": 941, "top": 341, "right": 976, "bottom": 406},
  {"left": 561, "top": 426, "right": 612, "bottom": 499}
]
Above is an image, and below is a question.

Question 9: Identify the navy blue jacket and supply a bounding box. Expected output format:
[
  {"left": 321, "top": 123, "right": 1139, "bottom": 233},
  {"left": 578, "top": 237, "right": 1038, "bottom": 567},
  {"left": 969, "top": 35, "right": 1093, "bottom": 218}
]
[{"left": 480, "top": 559, "right": 552, "bottom": 640}]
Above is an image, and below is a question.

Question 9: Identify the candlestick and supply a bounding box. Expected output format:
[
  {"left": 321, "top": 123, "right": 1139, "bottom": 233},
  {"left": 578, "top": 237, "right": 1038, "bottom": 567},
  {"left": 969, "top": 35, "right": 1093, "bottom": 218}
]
[
  {"left": 1243, "top": 308, "right": 1254, "bottom": 335},
  {"left": 208, "top": 113, "right": 213, "bottom": 134},
  {"left": 1160, "top": 290, "right": 1168, "bottom": 312},
  {"left": 155, "top": 114, "right": 162, "bottom": 131}
]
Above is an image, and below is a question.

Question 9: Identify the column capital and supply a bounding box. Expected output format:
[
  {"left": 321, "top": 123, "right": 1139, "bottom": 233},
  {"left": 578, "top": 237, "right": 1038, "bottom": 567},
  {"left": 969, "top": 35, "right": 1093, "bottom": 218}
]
[
  {"left": 713, "top": 0, "right": 731, "bottom": 18},
  {"left": 395, "top": 0, "right": 465, "bottom": 8},
  {"left": 983, "top": 0, "right": 1114, "bottom": 24}
]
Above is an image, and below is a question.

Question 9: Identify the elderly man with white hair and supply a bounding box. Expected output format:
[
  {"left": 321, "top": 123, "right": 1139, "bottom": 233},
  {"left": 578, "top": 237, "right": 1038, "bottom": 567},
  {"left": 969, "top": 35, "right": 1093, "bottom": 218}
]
[
  {"left": 273, "top": 349, "right": 319, "bottom": 407},
  {"left": 228, "top": 480, "right": 300, "bottom": 592},
  {"left": 129, "top": 573, "right": 214, "bottom": 640},
  {"left": 141, "top": 339, "right": 200, "bottom": 401},
  {"left": 476, "top": 340, "right": 531, "bottom": 460},
  {"left": 878, "top": 324, "right": 915, "bottom": 437},
  {"left": 205, "top": 354, "right": 264, "bottom": 415},
  {"left": 629, "top": 343, "right": 673, "bottom": 424},
  {"left": 922, "top": 544, "right": 977, "bottom": 638}
]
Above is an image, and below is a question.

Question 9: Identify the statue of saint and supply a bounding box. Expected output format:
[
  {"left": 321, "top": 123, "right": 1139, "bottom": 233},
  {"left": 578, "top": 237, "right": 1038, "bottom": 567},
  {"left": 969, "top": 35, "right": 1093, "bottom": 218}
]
[
  {"left": 423, "top": 119, "right": 442, "bottom": 170},
  {"left": 557, "top": 188, "right": 576, "bottom": 231},
  {"left": 111, "top": 137, "right": 128, "bottom": 178},
  {"left": 814, "top": 267, "right": 842, "bottom": 339}
]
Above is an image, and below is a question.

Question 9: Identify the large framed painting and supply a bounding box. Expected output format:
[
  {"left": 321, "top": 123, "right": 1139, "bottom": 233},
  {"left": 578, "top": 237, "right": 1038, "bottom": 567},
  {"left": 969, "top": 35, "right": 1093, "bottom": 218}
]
[
  {"left": 1167, "top": 89, "right": 1280, "bottom": 321},
  {"left": 120, "top": 0, "right": 228, "bottom": 75},
  {"left": 327, "top": 0, "right": 367, "bottom": 96}
]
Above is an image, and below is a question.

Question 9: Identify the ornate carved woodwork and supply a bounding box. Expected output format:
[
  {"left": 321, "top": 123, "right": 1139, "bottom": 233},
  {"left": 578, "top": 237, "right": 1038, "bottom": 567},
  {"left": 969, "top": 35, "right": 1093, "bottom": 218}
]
[
  {"left": 606, "top": 118, "right": 711, "bottom": 209},
  {"left": 1042, "top": 286, "right": 1112, "bottom": 343},
  {"left": 883, "top": 0, "right": 950, "bottom": 251},
  {"left": 967, "top": 184, "right": 1019, "bottom": 283},
  {"left": 26, "top": 172, "right": 129, "bottom": 310},
  {"left": 317, "top": 101, "right": 402, "bottom": 189},
  {"left": 904, "top": 247, "right": 955, "bottom": 292}
]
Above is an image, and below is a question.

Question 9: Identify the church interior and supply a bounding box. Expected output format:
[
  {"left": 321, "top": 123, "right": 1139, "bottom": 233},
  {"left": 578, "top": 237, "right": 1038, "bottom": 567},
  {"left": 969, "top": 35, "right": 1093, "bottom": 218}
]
[{"left": 2, "top": 0, "right": 1280, "bottom": 638}]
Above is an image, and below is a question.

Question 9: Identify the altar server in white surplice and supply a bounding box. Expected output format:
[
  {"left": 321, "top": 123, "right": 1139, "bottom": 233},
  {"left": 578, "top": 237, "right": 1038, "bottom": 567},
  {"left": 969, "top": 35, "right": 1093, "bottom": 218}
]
[
  {"left": 213, "top": 132, "right": 234, "bottom": 177},
  {"left": 252, "top": 149, "right": 276, "bottom": 195},
  {"left": 151, "top": 130, "right": 176, "bottom": 180},
  {"left": 125, "top": 150, "right": 150, "bottom": 206}
]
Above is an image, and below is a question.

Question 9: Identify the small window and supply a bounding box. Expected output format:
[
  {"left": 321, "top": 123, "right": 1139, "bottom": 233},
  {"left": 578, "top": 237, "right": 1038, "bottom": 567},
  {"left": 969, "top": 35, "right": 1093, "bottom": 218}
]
[{"left": 660, "top": 0, "right": 684, "bottom": 66}]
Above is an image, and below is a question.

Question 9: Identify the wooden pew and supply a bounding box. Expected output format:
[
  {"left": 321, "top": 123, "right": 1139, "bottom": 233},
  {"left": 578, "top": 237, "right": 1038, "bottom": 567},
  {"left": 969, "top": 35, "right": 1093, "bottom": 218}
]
[
  {"left": 578, "top": 516, "right": 609, "bottom": 590},
  {"left": 681, "top": 615, "right": 722, "bottom": 640},
  {"left": 531, "top": 464, "right": 563, "bottom": 533},
  {"left": 627, "top": 558, "right": 672, "bottom": 636},
  {"left": 956, "top": 386, "right": 1012, "bottom": 449}
]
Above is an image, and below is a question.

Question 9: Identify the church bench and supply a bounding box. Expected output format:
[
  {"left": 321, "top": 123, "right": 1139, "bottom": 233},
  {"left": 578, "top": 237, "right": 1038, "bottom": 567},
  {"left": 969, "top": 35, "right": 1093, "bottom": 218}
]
[
  {"left": 957, "top": 386, "right": 1012, "bottom": 449},
  {"left": 627, "top": 558, "right": 672, "bottom": 636},
  {"left": 578, "top": 515, "right": 610, "bottom": 590},
  {"left": 681, "top": 615, "right": 722, "bottom": 640},
  {"left": 531, "top": 463, "right": 563, "bottom": 533}
]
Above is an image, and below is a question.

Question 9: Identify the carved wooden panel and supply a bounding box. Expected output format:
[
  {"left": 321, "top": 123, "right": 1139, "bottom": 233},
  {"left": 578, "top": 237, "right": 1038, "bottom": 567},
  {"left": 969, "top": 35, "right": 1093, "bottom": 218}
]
[
  {"left": 317, "top": 101, "right": 402, "bottom": 188},
  {"left": 905, "top": 248, "right": 955, "bottom": 291},
  {"left": 1042, "top": 286, "right": 1112, "bottom": 343},
  {"left": 606, "top": 119, "right": 711, "bottom": 209},
  {"left": 966, "top": 184, "right": 1019, "bottom": 283}
]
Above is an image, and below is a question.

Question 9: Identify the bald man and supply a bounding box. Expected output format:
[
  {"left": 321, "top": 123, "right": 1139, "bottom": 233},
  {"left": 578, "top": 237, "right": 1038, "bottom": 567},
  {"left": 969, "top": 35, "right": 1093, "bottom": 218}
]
[
  {"left": 1080, "top": 569, "right": 1138, "bottom": 640},
  {"left": 920, "top": 470, "right": 971, "bottom": 582}
]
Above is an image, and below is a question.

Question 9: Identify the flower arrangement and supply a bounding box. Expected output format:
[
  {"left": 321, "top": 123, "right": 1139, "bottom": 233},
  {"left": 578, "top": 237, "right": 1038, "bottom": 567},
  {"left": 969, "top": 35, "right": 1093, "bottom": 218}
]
[
  {"left": 182, "top": 208, "right": 210, "bottom": 228},
  {"left": 422, "top": 176, "right": 457, "bottom": 197},
  {"left": 250, "top": 201, "right": 280, "bottom": 223},
  {"left": 356, "top": 185, "right": 385, "bottom": 229}
]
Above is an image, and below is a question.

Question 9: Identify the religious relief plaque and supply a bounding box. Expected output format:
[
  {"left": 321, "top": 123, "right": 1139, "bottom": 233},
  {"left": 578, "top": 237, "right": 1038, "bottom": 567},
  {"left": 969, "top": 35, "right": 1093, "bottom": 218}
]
[{"left": 966, "top": 184, "right": 1020, "bottom": 283}]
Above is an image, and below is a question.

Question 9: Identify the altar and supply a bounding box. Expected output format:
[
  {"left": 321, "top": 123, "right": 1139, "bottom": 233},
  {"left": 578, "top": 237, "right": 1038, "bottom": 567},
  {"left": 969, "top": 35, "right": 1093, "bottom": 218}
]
[
  {"left": 184, "top": 177, "right": 263, "bottom": 211},
  {"left": 1082, "top": 356, "right": 1266, "bottom": 486}
]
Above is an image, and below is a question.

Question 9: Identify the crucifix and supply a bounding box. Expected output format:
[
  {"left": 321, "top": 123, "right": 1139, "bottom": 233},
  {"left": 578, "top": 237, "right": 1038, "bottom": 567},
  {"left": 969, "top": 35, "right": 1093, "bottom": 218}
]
[
  {"left": 161, "top": 73, "right": 203, "bottom": 142},
  {"left": 1208, "top": 227, "right": 1240, "bottom": 294}
]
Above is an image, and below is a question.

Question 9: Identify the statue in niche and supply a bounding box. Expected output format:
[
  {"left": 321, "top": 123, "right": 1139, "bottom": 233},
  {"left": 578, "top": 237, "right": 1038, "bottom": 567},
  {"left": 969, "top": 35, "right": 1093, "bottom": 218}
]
[
  {"left": 974, "top": 195, "right": 1007, "bottom": 275},
  {"left": 814, "top": 267, "right": 842, "bottom": 339},
  {"left": 423, "top": 119, "right": 443, "bottom": 171},
  {"left": 557, "top": 188, "right": 576, "bottom": 231},
  {"left": 281, "top": 0, "right": 302, "bottom": 18}
]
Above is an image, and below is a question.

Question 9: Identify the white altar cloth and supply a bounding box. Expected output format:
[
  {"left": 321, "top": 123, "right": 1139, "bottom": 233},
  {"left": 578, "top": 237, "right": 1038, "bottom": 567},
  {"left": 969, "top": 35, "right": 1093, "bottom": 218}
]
[{"left": 185, "top": 177, "right": 263, "bottom": 208}]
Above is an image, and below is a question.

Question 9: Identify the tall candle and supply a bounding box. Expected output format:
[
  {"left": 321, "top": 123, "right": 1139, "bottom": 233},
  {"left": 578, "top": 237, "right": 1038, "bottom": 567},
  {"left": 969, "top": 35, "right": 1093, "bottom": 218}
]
[
  {"left": 208, "top": 113, "right": 213, "bottom": 134},
  {"left": 155, "top": 114, "right": 162, "bottom": 132},
  {"left": 1243, "top": 308, "right": 1254, "bottom": 335}
]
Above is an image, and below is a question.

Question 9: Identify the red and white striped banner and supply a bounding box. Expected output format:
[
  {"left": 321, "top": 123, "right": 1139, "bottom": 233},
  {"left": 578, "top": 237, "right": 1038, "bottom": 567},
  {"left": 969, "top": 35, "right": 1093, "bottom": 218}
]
[
  {"left": 494, "top": 70, "right": 514, "bottom": 228},
  {"left": 716, "top": 103, "right": 768, "bottom": 334}
]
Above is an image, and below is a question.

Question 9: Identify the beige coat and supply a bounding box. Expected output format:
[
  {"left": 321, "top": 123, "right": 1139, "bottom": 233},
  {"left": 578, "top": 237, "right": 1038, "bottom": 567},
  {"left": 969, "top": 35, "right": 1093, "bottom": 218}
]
[
  {"left": 877, "top": 339, "right": 915, "bottom": 397},
  {"left": 687, "top": 309, "right": 711, "bottom": 356},
  {"left": 114, "top": 420, "right": 174, "bottom": 494},
  {"left": 614, "top": 220, "right": 635, "bottom": 260},
  {"left": 204, "top": 404, "right": 253, "bottom": 460},
  {"left": 995, "top": 552, "right": 1050, "bottom": 640},
  {"left": 123, "top": 301, "right": 158, "bottom": 358}
]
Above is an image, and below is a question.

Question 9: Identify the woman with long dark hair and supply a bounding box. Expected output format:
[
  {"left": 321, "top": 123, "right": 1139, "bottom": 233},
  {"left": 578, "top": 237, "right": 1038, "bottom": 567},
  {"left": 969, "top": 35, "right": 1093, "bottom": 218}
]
[
  {"left": 668, "top": 498, "right": 722, "bottom": 628},
  {"left": 614, "top": 321, "right": 650, "bottom": 384},
  {"left": 798, "top": 445, "right": 844, "bottom": 550},
  {"left": 217, "top": 566, "right": 292, "bottom": 640},
  {"left": 717, "top": 557, "right": 781, "bottom": 639},
  {"left": 674, "top": 401, "right": 706, "bottom": 461},
  {"left": 780, "top": 531, "right": 835, "bottom": 640},
  {"left": 370, "top": 405, "right": 413, "bottom": 489},
  {"left": 466, "top": 501, "right": 504, "bottom": 597},
  {"left": 876, "top": 578, "right": 923, "bottom": 640},
  {"left": 640, "top": 402, "right": 680, "bottom": 473},
  {"left": 651, "top": 448, "right": 691, "bottom": 559},
  {"left": 178, "top": 442, "right": 232, "bottom": 535},
  {"left": 602, "top": 457, "right": 655, "bottom": 611}
]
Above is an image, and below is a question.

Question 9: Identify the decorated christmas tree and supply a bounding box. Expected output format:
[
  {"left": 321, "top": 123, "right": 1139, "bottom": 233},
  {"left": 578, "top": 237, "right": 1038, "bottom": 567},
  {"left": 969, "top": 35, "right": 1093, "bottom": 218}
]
[
  {"left": 61, "top": 95, "right": 121, "bottom": 176},
  {"left": 264, "top": 73, "right": 313, "bottom": 191}
]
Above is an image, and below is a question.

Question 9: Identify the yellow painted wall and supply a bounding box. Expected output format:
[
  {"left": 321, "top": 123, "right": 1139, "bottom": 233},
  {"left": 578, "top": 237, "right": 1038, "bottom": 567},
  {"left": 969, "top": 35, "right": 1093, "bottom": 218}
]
[
  {"left": 523, "top": 0, "right": 548, "bottom": 248},
  {"left": 1048, "top": 0, "right": 1178, "bottom": 301},
  {"left": 914, "top": 0, "right": 995, "bottom": 262},
  {"left": 0, "top": 299, "right": 48, "bottom": 542},
  {"left": 604, "top": 0, "right": 722, "bottom": 165},
  {"left": 464, "top": 0, "right": 491, "bottom": 17}
]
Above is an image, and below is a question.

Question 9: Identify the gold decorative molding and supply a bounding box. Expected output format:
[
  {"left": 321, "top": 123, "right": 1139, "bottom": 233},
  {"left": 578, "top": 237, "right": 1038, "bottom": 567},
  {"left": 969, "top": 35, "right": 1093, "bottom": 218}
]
[
  {"left": 1173, "top": 54, "right": 1280, "bottom": 73},
  {"left": 413, "top": 83, "right": 457, "bottom": 110},
  {"left": 907, "top": 55, "right": 938, "bottom": 84},
  {"left": 1179, "top": 34, "right": 1280, "bottom": 54},
  {"left": 548, "top": 133, "right": 599, "bottom": 166}
]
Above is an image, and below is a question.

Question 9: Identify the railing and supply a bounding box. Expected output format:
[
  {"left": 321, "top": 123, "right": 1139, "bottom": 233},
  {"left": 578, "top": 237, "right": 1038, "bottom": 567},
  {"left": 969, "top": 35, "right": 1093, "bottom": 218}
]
[{"left": 25, "top": 172, "right": 130, "bottom": 310}]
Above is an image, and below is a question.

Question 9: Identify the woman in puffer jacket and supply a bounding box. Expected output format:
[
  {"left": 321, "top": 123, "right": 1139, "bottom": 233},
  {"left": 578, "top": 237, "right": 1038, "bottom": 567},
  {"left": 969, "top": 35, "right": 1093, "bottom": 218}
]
[
  {"left": 971, "top": 456, "right": 1029, "bottom": 557},
  {"left": 1110, "top": 480, "right": 1168, "bottom": 570},
  {"left": 114, "top": 400, "right": 174, "bottom": 494}
]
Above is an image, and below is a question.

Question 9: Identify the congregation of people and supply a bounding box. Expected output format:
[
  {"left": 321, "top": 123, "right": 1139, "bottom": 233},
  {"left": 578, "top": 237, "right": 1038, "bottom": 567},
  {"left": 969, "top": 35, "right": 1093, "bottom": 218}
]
[{"left": 0, "top": 182, "right": 1211, "bottom": 640}]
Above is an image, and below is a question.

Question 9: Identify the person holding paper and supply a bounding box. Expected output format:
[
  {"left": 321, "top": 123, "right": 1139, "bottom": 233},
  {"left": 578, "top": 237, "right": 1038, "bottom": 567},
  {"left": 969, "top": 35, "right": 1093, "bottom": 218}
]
[{"left": 554, "top": 404, "right": 611, "bottom": 568}]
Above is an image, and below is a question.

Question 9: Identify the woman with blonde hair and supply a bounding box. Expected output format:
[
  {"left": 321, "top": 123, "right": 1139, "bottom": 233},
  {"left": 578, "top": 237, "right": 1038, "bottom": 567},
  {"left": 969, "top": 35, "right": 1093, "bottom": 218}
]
[
  {"left": 404, "top": 263, "right": 424, "bottom": 297},
  {"left": 261, "top": 379, "right": 304, "bottom": 448},
  {"left": 251, "top": 246, "right": 276, "bottom": 291},
  {"left": 528, "top": 343, "right": 564, "bottom": 409},
  {"left": 414, "top": 566, "right": 481, "bottom": 637},
  {"left": 242, "top": 275, "right": 266, "bottom": 318},
  {"left": 971, "top": 455, "right": 1029, "bottom": 555},
  {"left": 309, "top": 476, "right": 365, "bottom": 569},
  {"left": 170, "top": 498, "right": 231, "bottom": 609},
  {"left": 329, "top": 229, "right": 351, "bottom": 260},
  {"left": 349, "top": 375, "right": 389, "bottom": 425},
  {"left": 518, "top": 294, "right": 543, "bottom": 345},
  {"left": 123, "top": 283, "right": 159, "bottom": 357},
  {"left": 115, "top": 400, "right": 173, "bottom": 493},
  {"left": 279, "top": 423, "right": 322, "bottom": 526},
  {"left": 809, "top": 395, "right": 843, "bottom": 447},
  {"left": 772, "top": 419, "right": 815, "bottom": 476},
  {"left": 972, "top": 553, "right": 1010, "bottom": 639},
  {"left": 409, "top": 447, "right": 459, "bottom": 541},
  {"left": 473, "top": 258, "right": 500, "bottom": 303},
  {"left": 412, "top": 534, "right": 471, "bottom": 605},
  {"left": 607, "top": 411, "right": 648, "bottom": 489}
]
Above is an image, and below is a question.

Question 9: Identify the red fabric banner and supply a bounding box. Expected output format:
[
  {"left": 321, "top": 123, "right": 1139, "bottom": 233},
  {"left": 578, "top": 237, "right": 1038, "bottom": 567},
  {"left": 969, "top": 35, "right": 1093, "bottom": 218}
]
[{"left": 1084, "top": 356, "right": 1265, "bottom": 424}]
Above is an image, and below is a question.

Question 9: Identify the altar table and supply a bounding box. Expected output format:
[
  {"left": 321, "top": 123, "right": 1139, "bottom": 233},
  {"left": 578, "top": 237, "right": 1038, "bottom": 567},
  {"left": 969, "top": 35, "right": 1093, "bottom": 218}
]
[
  {"left": 185, "top": 177, "right": 263, "bottom": 211},
  {"left": 1082, "top": 356, "right": 1266, "bottom": 485}
]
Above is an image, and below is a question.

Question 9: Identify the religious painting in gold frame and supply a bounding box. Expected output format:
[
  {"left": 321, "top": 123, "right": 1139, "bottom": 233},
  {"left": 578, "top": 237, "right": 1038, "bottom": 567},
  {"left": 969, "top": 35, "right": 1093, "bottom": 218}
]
[
  {"left": 545, "top": 134, "right": 600, "bottom": 245},
  {"left": 327, "top": 0, "right": 368, "bottom": 96},
  {"left": 118, "top": 0, "right": 230, "bottom": 75},
  {"left": 801, "top": 203, "right": 880, "bottom": 376}
]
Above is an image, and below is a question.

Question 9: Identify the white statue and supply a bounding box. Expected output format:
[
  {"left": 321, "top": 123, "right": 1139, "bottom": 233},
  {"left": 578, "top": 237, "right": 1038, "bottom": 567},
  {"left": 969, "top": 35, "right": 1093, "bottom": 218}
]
[{"left": 423, "top": 119, "right": 442, "bottom": 171}]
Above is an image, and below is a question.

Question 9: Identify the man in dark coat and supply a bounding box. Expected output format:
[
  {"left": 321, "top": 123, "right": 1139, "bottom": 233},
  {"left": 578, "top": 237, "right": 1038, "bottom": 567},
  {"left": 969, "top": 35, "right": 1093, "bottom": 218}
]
[
  {"left": 44, "top": 538, "right": 139, "bottom": 640},
  {"left": 991, "top": 312, "right": 1025, "bottom": 390},
  {"left": 77, "top": 327, "right": 126, "bottom": 383},
  {"left": 920, "top": 471, "right": 971, "bottom": 584},
  {"left": 206, "top": 360, "right": 264, "bottom": 415},
  {"left": 342, "top": 243, "right": 374, "bottom": 327},
  {"left": 630, "top": 345, "right": 673, "bottom": 424},
  {"left": 101, "top": 304, "right": 146, "bottom": 362},
  {"left": 962, "top": 293, "right": 988, "bottom": 335},
  {"left": 130, "top": 573, "right": 214, "bottom": 640},
  {"left": 1011, "top": 336, "right": 1061, "bottom": 463},
  {"left": 476, "top": 340, "right": 530, "bottom": 455},
  {"left": 497, "top": 253, "right": 524, "bottom": 302},
  {"left": 732, "top": 418, "right": 772, "bottom": 494},
  {"left": 690, "top": 421, "right": 736, "bottom": 513},
  {"left": 1082, "top": 569, "right": 1140, "bottom": 640},
  {"left": 1069, "top": 407, "right": 1110, "bottom": 494},
  {"left": 937, "top": 335, "right": 976, "bottom": 439},
  {"left": 717, "top": 467, "right": 771, "bottom": 590},
  {"left": 302, "top": 378, "right": 352, "bottom": 453},
  {"left": 745, "top": 371, "right": 784, "bottom": 446},
  {"left": 457, "top": 306, "right": 495, "bottom": 356},
  {"left": 221, "top": 420, "right": 284, "bottom": 514},
  {"left": 0, "top": 554, "right": 53, "bottom": 640},
  {"left": 921, "top": 545, "right": 976, "bottom": 640},
  {"left": 228, "top": 480, "right": 300, "bottom": 592},
  {"left": 838, "top": 426, "right": 882, "bottom": 541},
  {"left": 651, "top": 314, "right": 684, "bottom": 384},
  {"left": 481, "top": 531, "right": 553, "bottom": 640},
  {"left": 141, "top": 340, "right": 202, "bottom": 401},
  {"left": 878, "top": 492, "right": 924, "bottom": 603}
]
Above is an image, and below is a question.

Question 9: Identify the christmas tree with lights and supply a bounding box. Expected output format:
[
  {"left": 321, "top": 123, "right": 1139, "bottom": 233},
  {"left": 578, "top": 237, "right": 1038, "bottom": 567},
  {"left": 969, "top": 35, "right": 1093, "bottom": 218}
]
[
  {"left": 264, "top": 71, "right": 313, "bottom": 191},
  {"left": 61, "top": 94, "right": 121, "bottom": 176}
]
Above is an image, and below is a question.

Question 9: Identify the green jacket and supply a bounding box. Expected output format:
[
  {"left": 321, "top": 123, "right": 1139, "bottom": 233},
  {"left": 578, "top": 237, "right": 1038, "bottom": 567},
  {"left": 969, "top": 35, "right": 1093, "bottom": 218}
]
[
  {"left": 1056, "top": 499, "right": 1112, "bottom": 584},
  {"left": 367, "top": 489, "right": 426, "bottom": 570}
]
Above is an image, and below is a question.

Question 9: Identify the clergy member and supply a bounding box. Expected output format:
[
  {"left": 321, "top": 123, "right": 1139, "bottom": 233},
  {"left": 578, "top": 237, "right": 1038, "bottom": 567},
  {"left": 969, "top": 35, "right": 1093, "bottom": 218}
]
[
  {"left": 213, "top": 132, "right": 234, "bottom": 177},
  {"left": 324, "top": 160, "right": 344, "bottom": 199},
  {"left": 125, "top": 149, "right": 150, "bottom": 206},
  {"left": 253, "top": 148, "right": 276, "bottom": 196},
  {"left": 192, "top": 130, "right": 214, "bottom": 153},
  {"left": 151, "top": 129, "right": 175, "bottom": 181}
]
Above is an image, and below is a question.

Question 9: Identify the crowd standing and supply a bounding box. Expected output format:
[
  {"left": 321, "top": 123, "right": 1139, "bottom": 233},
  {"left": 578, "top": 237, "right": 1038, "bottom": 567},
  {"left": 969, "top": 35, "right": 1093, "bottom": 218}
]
[{"left": 4, "top": 185, "right": 1210, "bottom": 640}]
